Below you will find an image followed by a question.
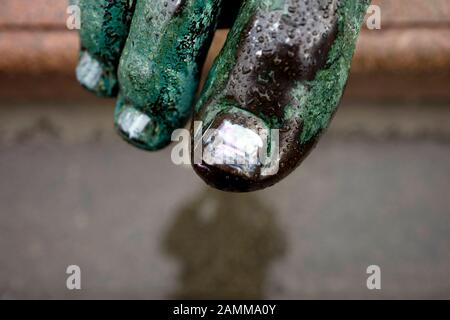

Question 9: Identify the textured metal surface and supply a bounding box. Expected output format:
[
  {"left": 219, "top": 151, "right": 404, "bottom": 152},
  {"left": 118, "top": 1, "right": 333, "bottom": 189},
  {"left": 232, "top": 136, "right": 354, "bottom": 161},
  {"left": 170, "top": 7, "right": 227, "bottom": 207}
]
[
  {"left": 114, "top": 0, "right": 222, "bottom": 150},
  {"left": 192, "top": 0, "right": 369, "bottom": 192}
]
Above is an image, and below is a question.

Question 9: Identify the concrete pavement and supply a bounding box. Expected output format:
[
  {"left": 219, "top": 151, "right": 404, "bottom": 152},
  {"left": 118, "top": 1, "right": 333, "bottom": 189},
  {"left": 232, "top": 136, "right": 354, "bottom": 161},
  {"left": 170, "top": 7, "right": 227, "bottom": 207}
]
[{"left": 0, "top": 102, "right": 449, "bottom": 299}]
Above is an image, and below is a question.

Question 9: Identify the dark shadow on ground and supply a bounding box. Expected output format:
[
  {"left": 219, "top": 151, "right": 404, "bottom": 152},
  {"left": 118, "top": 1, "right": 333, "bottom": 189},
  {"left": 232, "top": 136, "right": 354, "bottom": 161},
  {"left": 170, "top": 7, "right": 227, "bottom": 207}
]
[{"left": 163, "top": 188, "right": 286, "bottom": 299}]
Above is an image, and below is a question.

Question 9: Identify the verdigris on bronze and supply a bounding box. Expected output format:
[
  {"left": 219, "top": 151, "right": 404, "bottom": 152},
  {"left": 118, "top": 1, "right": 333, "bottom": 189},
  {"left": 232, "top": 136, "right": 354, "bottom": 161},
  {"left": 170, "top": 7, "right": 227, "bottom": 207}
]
[
  {"left": 74, "top": 0, "right": 371, "bottom": 192},
  {"left": 115, "top": 0, "right": 222, "bottom": 150},
  {"left": 192, "top": 0, "right": 370, "bottom": 192},
  {"left": 76, "top": 0, "right": 135, "bottom": 97}
]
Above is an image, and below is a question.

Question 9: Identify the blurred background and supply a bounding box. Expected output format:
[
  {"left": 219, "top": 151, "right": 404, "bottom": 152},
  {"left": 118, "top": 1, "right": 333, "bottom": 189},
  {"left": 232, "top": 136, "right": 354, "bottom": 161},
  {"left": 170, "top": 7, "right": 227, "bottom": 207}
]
[{"left": 0, "top": 0, "right": 449, "bottom": 299}]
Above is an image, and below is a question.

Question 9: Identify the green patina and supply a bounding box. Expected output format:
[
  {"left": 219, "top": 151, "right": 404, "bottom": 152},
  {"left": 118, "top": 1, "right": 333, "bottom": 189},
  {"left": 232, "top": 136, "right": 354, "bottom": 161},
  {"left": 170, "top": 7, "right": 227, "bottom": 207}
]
[
  {"left": 76, "top": 0, "right": 368, "bottom": 150},
  {"left": 195, "top": 0, "right": 264, "bottom": 129},
  {"left": 197, "top": 1, "right": 258, "bottom": 113},
  {"left": 199, "top": 0, "right": 369, "bottom": 144},
  {"left": 76, "top": 0, "right": 134, "bottom": 96},
  {"left": 289, "top": 0, "right": 370, "bottom": 143},
  {"left": 115, "top": 0, "right": 222, "bottom": 150}
]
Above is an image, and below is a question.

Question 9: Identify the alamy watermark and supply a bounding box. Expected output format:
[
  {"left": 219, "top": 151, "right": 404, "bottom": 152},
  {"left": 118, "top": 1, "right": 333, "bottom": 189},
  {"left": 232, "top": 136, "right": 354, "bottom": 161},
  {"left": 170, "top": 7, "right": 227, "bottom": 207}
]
[
  {"left": 171, "top": 121, "right": 281, "bottom": 176},
  {"left": 366, "top": 265, "right": 381, "bottom": 290},
  {"left": 66, "top": 265, "right": 82, "bottom": 290},
  {"left": 366, "top": 5, "right": 382, "bottom": 30},
  {"left": 66, "top": 5, "right": 81, "bottom": 30}
]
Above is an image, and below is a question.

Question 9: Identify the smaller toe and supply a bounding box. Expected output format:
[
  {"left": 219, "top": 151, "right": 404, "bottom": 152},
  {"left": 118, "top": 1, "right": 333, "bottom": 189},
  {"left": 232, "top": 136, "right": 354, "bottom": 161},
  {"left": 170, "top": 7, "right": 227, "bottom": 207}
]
[
  {"left": 114, "top": 98, "right": 170, "bottom": 151},
  {"left": 76, "top": 50, "right": 118, "bottom": 97}
]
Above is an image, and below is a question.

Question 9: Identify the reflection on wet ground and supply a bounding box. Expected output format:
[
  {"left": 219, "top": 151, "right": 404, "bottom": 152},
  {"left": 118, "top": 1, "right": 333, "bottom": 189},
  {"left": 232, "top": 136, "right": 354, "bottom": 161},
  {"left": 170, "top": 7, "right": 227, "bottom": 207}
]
[
  {"left": 164, "top": 189, "right": 285, "bottom": 299},
  {"left": 1, "top": 103, "right": 450, "bottom": 299}
]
